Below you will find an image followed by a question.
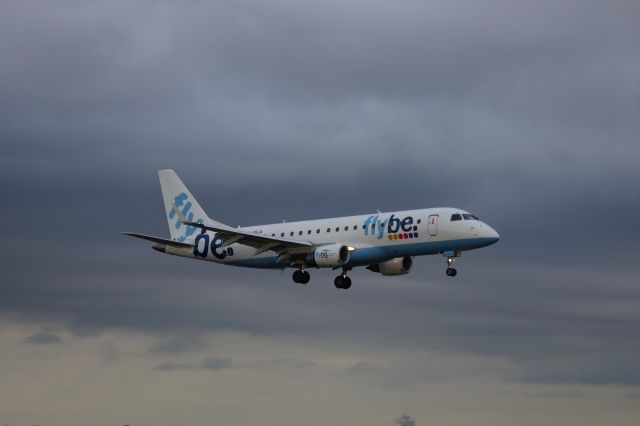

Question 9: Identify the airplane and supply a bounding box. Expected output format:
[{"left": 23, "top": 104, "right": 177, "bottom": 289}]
[{"left": 123, "top": 170, "right": 500, "bottom": 289}]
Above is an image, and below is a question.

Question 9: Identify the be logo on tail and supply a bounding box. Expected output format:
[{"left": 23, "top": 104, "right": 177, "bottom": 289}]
[
  {"left": 193, "top": 230, "right": 235, "bottom": 260},
  {"left": 168, "top": 191, "right": 234, "bottom": 260}
]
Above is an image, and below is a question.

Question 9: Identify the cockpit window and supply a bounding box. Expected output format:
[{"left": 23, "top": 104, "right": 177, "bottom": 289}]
[
  {"left": 450, "top": 214, "right": 462, "bottom": 221},
  {"left": 463, "top": 214, "right": 479, "bottom": 220}
]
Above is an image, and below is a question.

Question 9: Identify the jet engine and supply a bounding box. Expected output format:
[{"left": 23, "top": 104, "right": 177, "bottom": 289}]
[
  {"left": 310, "top": 244, "right": 351, "bottom": 267},
  {"left": 367, "top": 257, "right": 413, "bottom": 276}
]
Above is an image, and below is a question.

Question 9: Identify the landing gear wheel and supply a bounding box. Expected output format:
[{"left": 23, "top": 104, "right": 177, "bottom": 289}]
[
  {"left": 446, "top": 267, "right": 457, "bottom": 277},
  {"left": 334, "top": 275, "right": 351, "bottom": 289},
  {"left": 300, "top": 271, "right": 310, "bottom": 284},
  {"left": 342, "top": 276, "right": 352, "bottom": 289},
  {"left": 292, "top": 270, "right": 304, "bottom": 283}
]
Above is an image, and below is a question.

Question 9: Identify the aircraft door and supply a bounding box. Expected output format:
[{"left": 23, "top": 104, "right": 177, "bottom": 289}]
[{"left": 428, "top": 214, "right": 438, "bottom": 236}]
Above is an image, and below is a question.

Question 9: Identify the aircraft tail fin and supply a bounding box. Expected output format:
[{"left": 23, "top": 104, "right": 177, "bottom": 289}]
[{"left": 158, "top": 169, "right": 226, "bottom": 242}]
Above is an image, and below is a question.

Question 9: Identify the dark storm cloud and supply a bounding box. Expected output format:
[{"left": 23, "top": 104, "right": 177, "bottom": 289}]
[
  {"left": 24, "top": 332, "right": 63, "bottom": 345},
  {"left": 1, "top": 0, "right": 639, "bottom": 388}
]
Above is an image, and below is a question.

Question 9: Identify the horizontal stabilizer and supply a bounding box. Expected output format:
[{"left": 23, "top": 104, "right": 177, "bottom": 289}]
[{"left": 121, "top": 232, "right": 194, "bottom": 248}]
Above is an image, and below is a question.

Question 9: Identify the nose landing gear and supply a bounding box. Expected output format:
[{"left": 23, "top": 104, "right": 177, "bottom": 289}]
[
  {"left": 444, "top": 251, "right": 460, "bottom": 277},
  {"left": 292, "top": 268, "right": 310, "bottom": 284}
]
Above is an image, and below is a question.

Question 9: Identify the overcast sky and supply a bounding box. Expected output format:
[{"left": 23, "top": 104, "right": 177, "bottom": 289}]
[{"left": 1, "top": 0, "right": 639, "bottom": 425}]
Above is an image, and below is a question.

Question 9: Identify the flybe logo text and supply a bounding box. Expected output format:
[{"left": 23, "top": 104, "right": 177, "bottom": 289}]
[
  {"left": 169, "top": 192, "right": 203, "bottom": 242},
  {"left": 363, "top": 214, "right": 419, "bottom": 240}
]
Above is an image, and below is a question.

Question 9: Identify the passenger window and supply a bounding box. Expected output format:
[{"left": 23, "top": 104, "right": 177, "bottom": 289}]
[
  {"left": 271, "top": 233, "right": 275, "bottom": 236},
  {"left": 290, "top": 232, "right": 294, "bottom": 236},
  {"left": 344, "top": 226, "right": 348, "bottom": 231},
  {"left": 299, "top": 231, "right": 303, "bottom": 235},
  {"left": 316, "top": 229, "right": 320, "bottom": 233},
  {"left": 417, "top": 219, "right": 421, "bottom": 224},
  {"left": 336, "top": 227, "right": 340, "bottom": 232},
  {"left": 353, "top": 225, "right": 357, "bottom": 230},
  {"left": 451, "top": 214, "right": 462, "bottom": 221},
  {"left": 281, "top": 232, "right": 284, "bottom": 237},
  {"left": 327, "top": 228, "right": 331, "bottom": 233},
  {"left": 307, "top": 230, "right": 311, "bottom": 235}
]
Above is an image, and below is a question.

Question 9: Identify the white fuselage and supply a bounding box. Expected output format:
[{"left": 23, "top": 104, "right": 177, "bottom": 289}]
[{"left": 165, "top": 207, "right": 499, "bottom": 269}]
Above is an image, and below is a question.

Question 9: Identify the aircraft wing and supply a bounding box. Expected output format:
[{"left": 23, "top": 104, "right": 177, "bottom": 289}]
[
  {"left": 182, "top": 220, "right": 313, "bottom": 255},
  {"left": 168, "top": 197, "right": 313, "bottom": 255},
  {"left": 171, "top": 200, "right": 313, "bottom": 259}
]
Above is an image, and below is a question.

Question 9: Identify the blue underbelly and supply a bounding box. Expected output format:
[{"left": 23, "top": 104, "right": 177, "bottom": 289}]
[{"left": 225, "top": 237, "right": 495, "bottom": 269}]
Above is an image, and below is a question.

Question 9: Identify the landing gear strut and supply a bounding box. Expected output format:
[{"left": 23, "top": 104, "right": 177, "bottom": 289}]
[
  {"left": 334, "top": 268, "right": 352, "bottom": 289},
  {"left": 292, "top": 268, "right": 310, "bottom": 284}
]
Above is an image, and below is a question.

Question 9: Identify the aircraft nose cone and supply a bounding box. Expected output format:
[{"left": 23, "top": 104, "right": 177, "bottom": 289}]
[
  {"left": 483, "top": 225, "right": 500, "bottom": 244},
  {"left": 474, "top": 222, "right": 499, "bottom": 244}
]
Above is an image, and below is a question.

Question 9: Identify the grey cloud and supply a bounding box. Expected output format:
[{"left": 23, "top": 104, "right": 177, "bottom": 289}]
[
  {"left": 507, "top": 352, "right": 640, "bottom": 386},
  {"left": 342, "top": 354, "right": 504, "bottom": 390},
  {"left": 346, "top": 361, "right": 377, "bottom": 376},
  {"left": 156, "top": 356, "right": 232, "bottom": 371},
  {"left": 200, "top": 356, "right": 232, "bottom": 371},
  {"left": 523, "top": 390, "right": 585, "bottom": 399},
  {"left": 395, "top": 414, "right": 416, "bottom": 426},
  {"left": 245, "top": 358, "right": 315, "bottom": 370},
  {"left": 24, "top": 332, "right": 63, "bottom": 345},
  {"left": 149, "top": 334, "right": 210, "bottom": 354},
  {"left": 154, "top": 356, "right": 308, "bottom": 372},
  {"left": 153, "top": 361, "right": 193, "bottom": 372}
]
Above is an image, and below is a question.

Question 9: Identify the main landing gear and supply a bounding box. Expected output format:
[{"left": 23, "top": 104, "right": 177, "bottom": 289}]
[
  {"left": 292, "top": 268, "right": 310, "bottom": 284},
  {"left": 334, "top": 268, "right": 352, "bottom": 289},
  {"left": 291, "top": 267, "right": 352, "bottom": 289}
]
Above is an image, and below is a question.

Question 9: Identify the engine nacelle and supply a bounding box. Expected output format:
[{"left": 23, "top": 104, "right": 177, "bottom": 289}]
[
  {"left": 311, "top": 244, "right": 351, "bottom": 267},
  {"left": 367, "top": 257, "right": 413, "bottom": 276}
]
